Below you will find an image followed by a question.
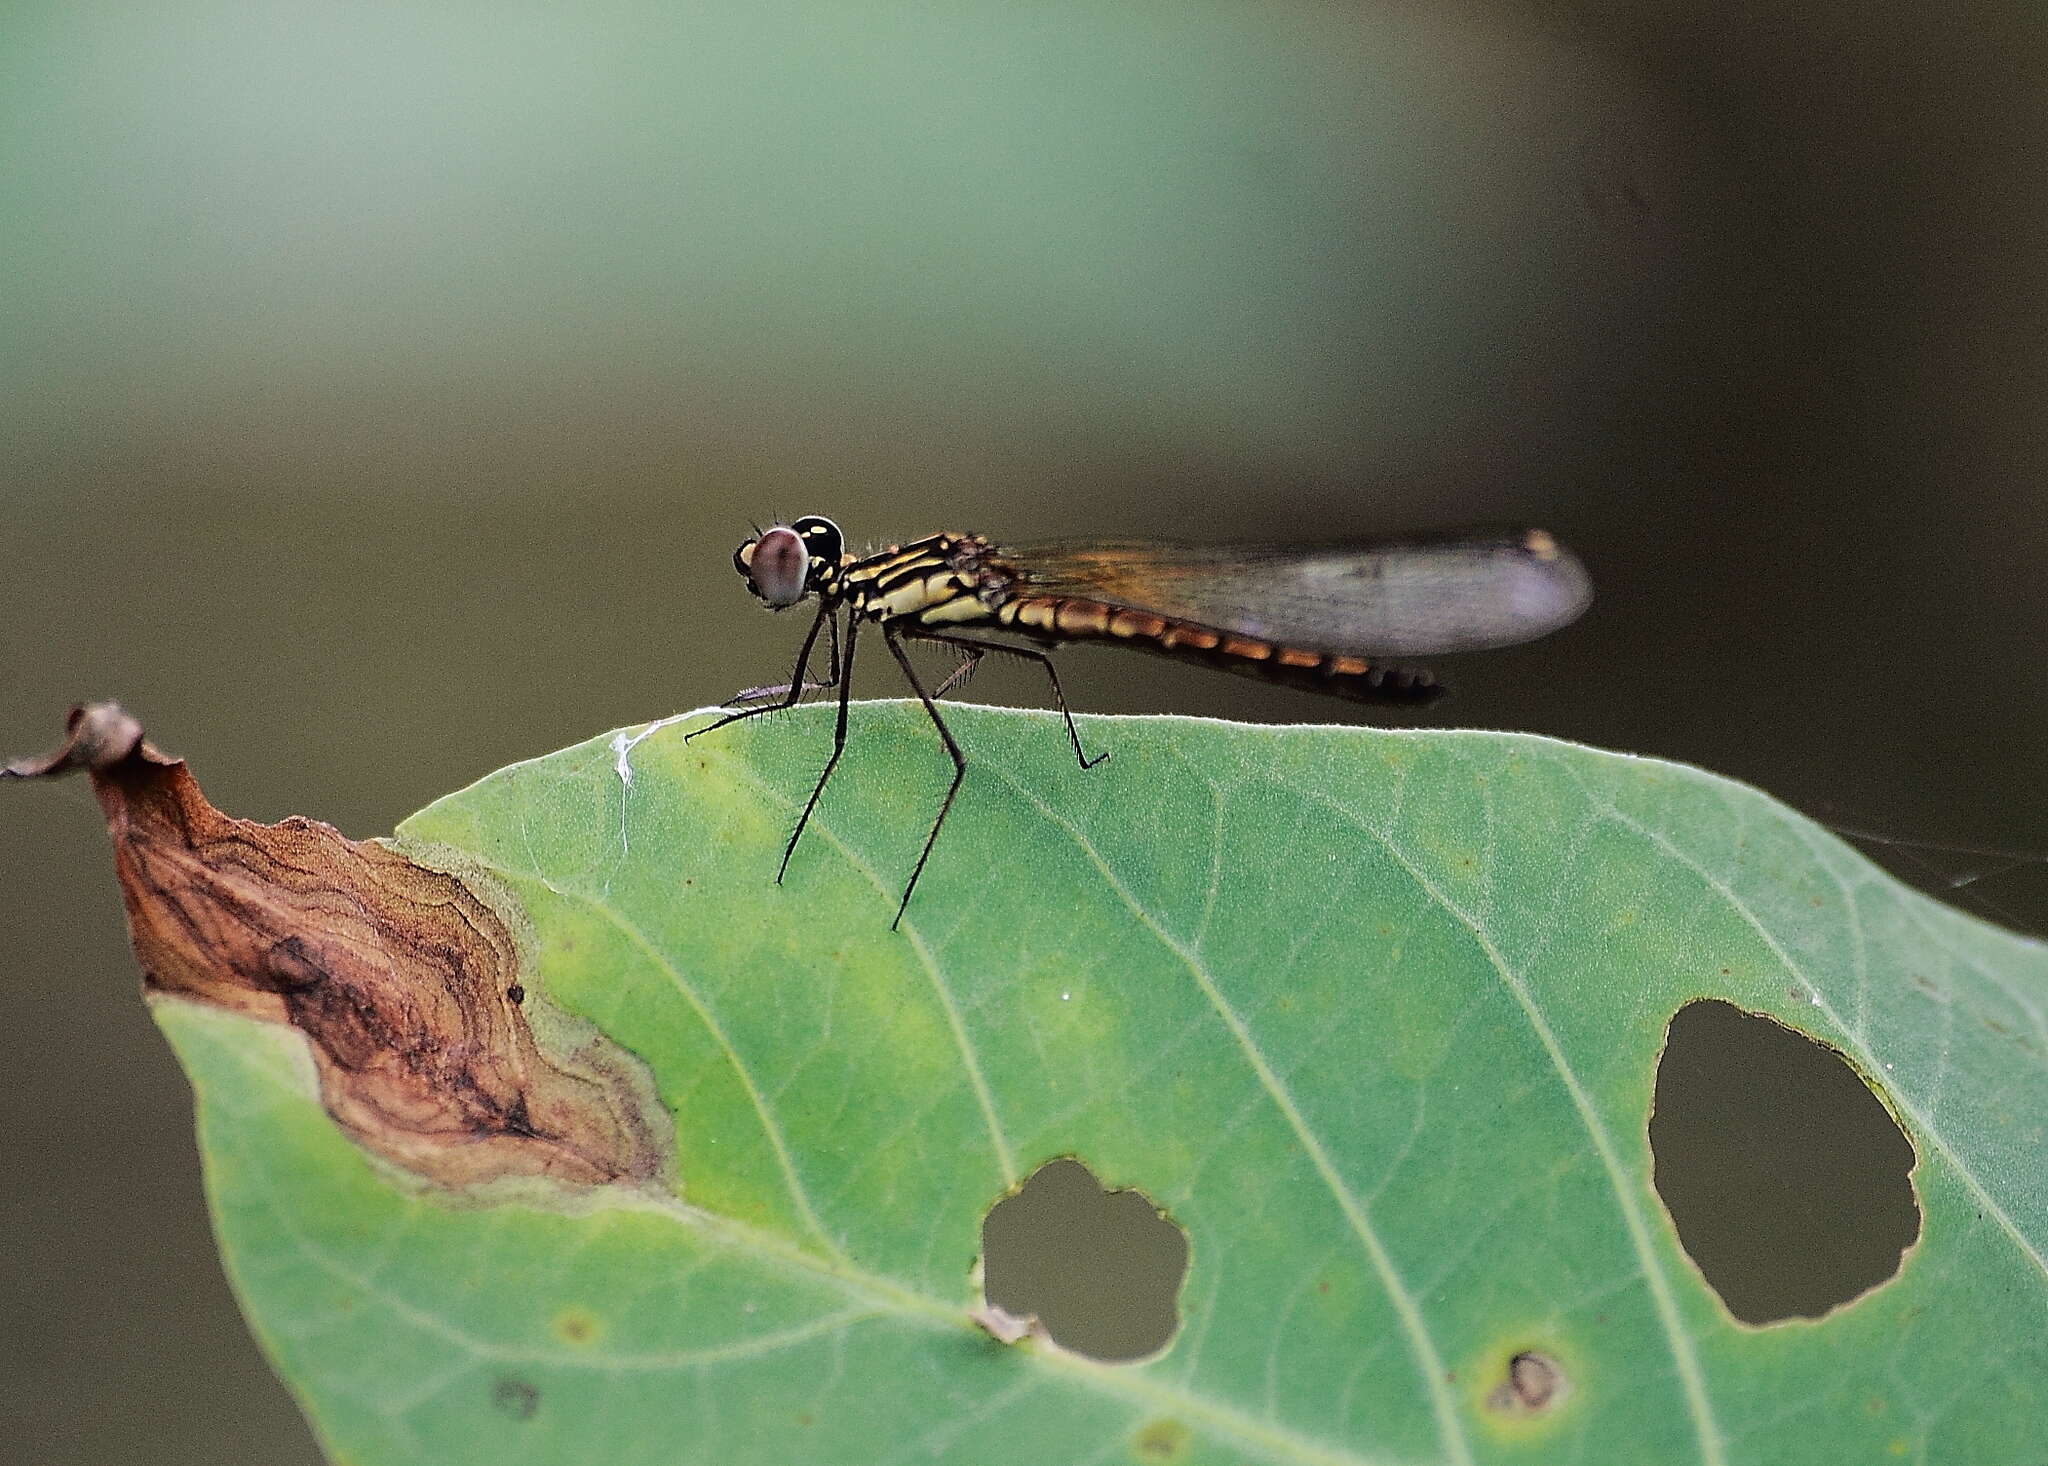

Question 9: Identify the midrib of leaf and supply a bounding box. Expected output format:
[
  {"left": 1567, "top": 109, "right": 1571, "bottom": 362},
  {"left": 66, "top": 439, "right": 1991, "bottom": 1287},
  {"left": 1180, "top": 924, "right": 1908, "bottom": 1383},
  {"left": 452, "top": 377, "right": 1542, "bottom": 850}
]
[{"left": 245, "top": 1149, "right": 887, "bottom": 1371}]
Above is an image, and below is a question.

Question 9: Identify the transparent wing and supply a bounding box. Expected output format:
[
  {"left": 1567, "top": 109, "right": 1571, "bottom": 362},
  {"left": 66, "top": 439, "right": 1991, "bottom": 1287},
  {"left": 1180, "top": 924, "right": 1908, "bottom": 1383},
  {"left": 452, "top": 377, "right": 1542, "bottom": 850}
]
[{"left": 999, "top": 531, "right": 1591, "bottom": 657}]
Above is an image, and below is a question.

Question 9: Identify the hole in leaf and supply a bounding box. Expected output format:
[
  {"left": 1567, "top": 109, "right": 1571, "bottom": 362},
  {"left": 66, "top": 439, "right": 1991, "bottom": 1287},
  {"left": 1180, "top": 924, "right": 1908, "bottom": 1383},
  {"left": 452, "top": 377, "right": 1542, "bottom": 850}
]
[
  {"left": 979, "top": 1157, "right": 1188, "bottom": 1362},
  {"left": 1649, "top": 1000, "right": 1919, "bottom": 1324}
]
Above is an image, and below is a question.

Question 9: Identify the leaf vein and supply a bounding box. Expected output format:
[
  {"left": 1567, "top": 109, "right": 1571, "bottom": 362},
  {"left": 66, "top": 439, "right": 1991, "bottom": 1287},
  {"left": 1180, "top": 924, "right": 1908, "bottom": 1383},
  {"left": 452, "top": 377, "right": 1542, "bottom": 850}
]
[
  {"left": 1262, "top": 765, "right": 1728, "bottom": 1466},
  {"left": 980, "top": 760, "right": 1476, "bottom": 1466},
  {"left": 1571, "top": 777, "right": 2048, "bottom": 1287}
]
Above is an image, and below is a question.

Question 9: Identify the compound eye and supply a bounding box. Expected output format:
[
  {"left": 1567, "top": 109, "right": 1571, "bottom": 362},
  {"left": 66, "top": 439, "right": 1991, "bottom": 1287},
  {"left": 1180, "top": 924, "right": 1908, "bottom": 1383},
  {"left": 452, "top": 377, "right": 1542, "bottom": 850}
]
[{"left": 743, "top": 526, "right": 810, "bottom": 607}]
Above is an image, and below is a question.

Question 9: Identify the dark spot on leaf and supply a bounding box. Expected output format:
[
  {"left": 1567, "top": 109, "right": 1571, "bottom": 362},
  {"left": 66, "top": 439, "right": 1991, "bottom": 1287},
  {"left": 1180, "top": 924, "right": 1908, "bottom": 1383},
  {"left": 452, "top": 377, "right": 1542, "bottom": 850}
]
[
  {"left": 506, "top": 984, "right": 526, "bottom": 1005},
  {"left": 1649, "top": 1000, "right": 1919, "bottom": 1324},
  {"left": 491, "top": 1377, "right": 540, "bottom": 1421},
  {"left": 553, "top": 1306, "right": 601, "bottom": 1347},
  {"left": 979, "top": 1158, "right": 1188, "bottom": 1363},
  {"left": 1132, "top": 1418, "right": 1190, "bottom": 1461},
  {"left": 1485, "top": 1351, "right": 1564, "bottom": 1413}
]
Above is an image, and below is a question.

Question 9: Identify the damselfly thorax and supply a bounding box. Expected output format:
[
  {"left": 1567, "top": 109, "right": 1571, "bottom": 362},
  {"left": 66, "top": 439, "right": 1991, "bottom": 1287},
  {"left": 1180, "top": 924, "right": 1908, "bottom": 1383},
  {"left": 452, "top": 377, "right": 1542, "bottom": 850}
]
[{"left": 693, "top": 516, "right": 1591, "bottom": 927}]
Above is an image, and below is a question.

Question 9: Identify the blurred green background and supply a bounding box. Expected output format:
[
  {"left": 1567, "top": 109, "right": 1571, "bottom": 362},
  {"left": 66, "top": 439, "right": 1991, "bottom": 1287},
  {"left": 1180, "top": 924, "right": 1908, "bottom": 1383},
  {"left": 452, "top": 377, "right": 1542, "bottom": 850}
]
[{"left": 3, "top": 2, "right": 2043, "bottom": 1462}]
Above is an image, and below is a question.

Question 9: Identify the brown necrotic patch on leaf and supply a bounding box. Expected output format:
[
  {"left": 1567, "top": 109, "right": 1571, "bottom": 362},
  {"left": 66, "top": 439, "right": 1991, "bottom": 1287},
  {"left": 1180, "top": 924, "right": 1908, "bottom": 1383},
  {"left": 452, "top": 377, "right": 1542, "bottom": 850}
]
[{"left": 7, "top": 703, "right": 670, "bottom": 1193}]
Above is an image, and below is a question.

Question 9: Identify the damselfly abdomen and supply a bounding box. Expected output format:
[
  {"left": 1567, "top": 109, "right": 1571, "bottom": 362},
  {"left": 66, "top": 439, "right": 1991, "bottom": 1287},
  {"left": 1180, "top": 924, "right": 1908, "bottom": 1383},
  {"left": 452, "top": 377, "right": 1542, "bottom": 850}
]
[{"left": 690, "top": 518, "right": 1591, "bottom": 927}]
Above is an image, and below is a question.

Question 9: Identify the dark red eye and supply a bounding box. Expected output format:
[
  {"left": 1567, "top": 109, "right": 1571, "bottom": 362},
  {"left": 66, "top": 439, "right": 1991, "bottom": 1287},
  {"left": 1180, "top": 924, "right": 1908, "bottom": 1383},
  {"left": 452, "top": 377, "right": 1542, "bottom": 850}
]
[{"left": 743, "top": 526, "right": 810, "bottom": 607}]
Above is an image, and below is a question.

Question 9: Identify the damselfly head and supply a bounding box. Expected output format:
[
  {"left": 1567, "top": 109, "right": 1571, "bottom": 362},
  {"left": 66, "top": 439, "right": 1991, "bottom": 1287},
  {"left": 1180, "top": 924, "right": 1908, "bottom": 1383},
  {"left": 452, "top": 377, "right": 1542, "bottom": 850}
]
[{"left": 734, "top": 516, "right": 843, "bottom": 608}]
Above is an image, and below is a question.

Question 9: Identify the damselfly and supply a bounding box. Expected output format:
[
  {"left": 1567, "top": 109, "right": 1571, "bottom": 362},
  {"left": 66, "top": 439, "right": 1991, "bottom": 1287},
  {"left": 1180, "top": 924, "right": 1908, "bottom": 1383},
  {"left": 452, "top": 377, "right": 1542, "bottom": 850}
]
[{"left": 690, "top": 518, "right": 1592, "bottom": 927}]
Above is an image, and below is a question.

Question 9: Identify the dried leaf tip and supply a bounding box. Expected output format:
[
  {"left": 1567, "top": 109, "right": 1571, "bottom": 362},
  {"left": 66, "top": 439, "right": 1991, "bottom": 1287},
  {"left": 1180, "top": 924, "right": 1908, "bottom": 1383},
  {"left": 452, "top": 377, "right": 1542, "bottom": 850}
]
[
  {"left": 4, "top": 701, "right": 163, "bottom": 780},
  {"left": 9, "top": 702, "right": 673, "bottom": 1196}
]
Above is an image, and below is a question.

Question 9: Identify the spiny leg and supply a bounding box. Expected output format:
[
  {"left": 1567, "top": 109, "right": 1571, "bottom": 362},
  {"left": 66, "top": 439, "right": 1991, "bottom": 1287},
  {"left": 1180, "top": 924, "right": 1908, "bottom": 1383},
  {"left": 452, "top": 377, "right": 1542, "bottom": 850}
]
[
  {"left": 724, "top": 612, "right": 842, "bottom": 704},
  {"left": 686, "top": 603, "right": 837, "bottom": 743},
  {"left": 725, "top": 675, "right": 835, "bottom": 704},
  {"left": 884, "top": 624, "right": 967, "bottom": 930},
  {"left": 908, "top": 631, "right": 1109, "bottom": 771},
  {"left": 777, "top": 614, "right": 861, "bottom": 884},
  {"left": 929, "top": 646, "right": 984, "bottom": 700}
]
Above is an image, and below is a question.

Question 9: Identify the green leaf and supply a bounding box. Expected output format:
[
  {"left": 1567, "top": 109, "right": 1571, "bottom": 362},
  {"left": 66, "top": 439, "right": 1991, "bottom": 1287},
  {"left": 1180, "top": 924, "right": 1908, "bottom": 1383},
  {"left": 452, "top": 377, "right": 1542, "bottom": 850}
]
[{"left": 156, "top": 704, "right": 2048, "bottom": 1465}]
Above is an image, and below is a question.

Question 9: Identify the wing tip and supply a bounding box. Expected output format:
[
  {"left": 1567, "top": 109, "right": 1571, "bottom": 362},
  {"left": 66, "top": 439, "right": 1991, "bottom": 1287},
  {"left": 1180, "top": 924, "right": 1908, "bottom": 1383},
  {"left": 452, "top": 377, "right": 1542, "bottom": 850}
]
[{"left": 1515, "top": 530, "right": 1594, "bottom": 633}]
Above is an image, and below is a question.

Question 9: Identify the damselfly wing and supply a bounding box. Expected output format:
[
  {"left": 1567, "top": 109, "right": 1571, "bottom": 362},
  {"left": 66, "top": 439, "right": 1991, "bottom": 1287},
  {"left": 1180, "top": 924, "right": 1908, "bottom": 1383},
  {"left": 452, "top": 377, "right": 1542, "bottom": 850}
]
[
  {"left": 983, "top": 530, "right": 1589, "bottom": 691},
  {"left": 690, "top": 518, "right": 1591, "bottom": 926}
]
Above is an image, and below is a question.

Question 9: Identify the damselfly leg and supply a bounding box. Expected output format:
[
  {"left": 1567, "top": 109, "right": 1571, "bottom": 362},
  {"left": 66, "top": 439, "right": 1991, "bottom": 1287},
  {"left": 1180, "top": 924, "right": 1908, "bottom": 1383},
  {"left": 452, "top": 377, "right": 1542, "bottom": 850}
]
[
  {"left": 696, "top": 617, "right": 1111, "bottom": 926},
  {"left": 723, "top": 612, "right": 843, "bottom": 706},
  {"left": 881, "top": 624, "right": 970, "bottom": 930},
  {"left": 687, "top": 603, "right": 839, "bottom": 742},
  {"left": 928, "top": 648, "right": 982, "bottom": 700},
  {"left": 906, "top": 630, "right": 1109, "bottom": 775},
  {"left": 776, "top": 616, "right": 861, "bottom": 889}
]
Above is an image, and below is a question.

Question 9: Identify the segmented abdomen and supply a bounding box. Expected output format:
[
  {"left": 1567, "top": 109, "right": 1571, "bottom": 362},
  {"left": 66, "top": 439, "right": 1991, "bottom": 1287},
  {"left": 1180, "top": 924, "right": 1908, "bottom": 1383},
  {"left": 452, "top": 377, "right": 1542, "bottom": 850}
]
[{"left": 993, "top": 595, "right": 1440, "bottom": 704}]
